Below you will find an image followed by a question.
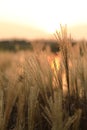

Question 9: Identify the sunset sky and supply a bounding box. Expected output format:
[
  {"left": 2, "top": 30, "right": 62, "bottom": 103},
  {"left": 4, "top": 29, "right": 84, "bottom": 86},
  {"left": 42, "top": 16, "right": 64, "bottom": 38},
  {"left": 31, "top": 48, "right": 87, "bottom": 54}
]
[{"left": 0, "top": 0, "right": 87, "bottom": 40}]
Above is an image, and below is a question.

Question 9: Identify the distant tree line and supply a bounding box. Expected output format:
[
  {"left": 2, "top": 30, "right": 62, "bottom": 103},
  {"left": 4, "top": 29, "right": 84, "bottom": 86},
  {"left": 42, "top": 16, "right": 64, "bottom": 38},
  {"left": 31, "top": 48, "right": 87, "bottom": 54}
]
[
  {"left": 0, "top": 39, "right": 61, "bottom": 53},
  {"left": 0, "top": 39, "right": 79, "bottom": 53},
  {"left": 0, "top": 40, "right": 33, "bottom": 52}
]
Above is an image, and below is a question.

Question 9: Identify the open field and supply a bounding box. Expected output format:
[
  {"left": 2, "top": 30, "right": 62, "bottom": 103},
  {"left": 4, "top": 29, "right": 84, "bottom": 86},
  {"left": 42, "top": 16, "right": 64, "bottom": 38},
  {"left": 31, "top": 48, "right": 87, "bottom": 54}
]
[{"left": 0, "top": 27, "right": 87, "bottom": 130}]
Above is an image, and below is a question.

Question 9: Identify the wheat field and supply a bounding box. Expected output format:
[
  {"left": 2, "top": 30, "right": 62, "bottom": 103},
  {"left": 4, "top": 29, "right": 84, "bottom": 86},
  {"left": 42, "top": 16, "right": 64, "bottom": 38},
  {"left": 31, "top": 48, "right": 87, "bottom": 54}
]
[{"left": 0, "top": 26, "right": 87, "bottom": 130}]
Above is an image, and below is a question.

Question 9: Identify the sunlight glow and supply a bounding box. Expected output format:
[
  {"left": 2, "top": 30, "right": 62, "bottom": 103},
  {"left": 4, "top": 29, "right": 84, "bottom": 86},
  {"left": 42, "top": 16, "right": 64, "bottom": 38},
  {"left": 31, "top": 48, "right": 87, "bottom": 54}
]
[{"left": 0, "top": 0, "right": 87, "bottom": 36}]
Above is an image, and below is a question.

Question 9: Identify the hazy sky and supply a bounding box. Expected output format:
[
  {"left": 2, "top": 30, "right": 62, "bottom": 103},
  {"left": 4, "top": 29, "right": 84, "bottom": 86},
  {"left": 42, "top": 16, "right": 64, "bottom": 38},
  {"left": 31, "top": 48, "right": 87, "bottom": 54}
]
[{"left": 0, "top": 0, "right": 87, "bottom": 39}]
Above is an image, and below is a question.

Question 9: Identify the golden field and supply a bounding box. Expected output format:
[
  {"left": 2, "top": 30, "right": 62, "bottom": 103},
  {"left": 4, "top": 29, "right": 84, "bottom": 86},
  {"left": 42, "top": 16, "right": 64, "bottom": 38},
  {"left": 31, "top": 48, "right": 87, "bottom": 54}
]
[{"left": 0, "top": 27, "right": 87, "bottom": 130}]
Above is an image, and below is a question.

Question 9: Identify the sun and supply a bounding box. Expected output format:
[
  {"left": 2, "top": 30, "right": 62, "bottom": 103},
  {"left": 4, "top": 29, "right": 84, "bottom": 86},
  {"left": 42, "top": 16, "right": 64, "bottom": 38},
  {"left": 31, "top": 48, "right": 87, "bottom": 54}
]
[
  {"left": 37, "top": 22, "right": 62, "bottom": 34},
  {"left": 43, "top": 22, "right": 68, "bottom": 34}
]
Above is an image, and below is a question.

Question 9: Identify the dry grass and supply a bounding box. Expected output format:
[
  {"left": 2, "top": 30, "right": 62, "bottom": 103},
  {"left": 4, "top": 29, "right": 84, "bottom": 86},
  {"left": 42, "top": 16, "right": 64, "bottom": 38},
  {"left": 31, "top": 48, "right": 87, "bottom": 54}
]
[{"left": 0, "top": 26, "right": 87, "bottom": 130}]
